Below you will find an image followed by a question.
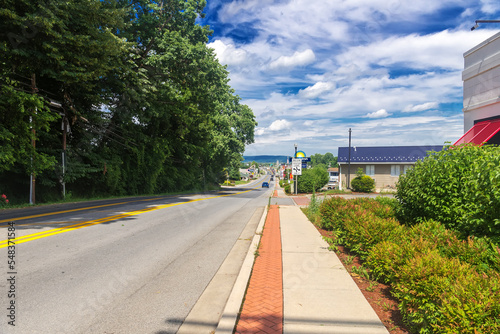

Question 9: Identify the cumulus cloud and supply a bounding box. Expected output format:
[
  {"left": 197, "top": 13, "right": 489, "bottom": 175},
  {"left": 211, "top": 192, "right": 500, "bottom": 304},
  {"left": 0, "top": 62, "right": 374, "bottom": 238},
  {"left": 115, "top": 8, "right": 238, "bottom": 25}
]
[
  {"left": 403, "top": 102, "right": 439, "bottom": 112},
  {"left": 269, "top": 49, "right": 316, "bottom": 70},
  {"left": 203, "top": 1, "right": 500, "bottom": 155},
  {"left": 208, "top": 39, "right": 247, "bottom": 66},
  {"left": 268, "top": 119, "right": 292, "bottom": 131},
  {"left": 366, "top": 109, "right": 390, "bottom": 118},
  {"left": 336, "top": 30, "right": 497, "bottom": 71},
  {"left": 480, "top": 0, "right": 500, "bottom": 13},
  {"left": 299, "top": 82, "right": 335, "bottom": 98}
]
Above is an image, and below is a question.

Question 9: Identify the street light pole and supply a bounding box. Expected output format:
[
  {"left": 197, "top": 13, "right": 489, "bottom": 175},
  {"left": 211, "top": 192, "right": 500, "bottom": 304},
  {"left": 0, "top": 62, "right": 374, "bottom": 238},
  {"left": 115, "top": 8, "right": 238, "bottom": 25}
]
[
  {"left": 471, "top": 20, "right": 500, "bottom": 30},
  {"left": 347, "top": 128, "right": 351, "bottom": 189}
]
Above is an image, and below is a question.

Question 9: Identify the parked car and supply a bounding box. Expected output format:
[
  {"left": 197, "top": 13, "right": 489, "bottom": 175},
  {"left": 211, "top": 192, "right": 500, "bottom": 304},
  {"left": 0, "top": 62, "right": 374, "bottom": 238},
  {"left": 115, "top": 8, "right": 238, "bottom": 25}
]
[{"left": 262, "top": 182, "right": 269, "bottom": 188}]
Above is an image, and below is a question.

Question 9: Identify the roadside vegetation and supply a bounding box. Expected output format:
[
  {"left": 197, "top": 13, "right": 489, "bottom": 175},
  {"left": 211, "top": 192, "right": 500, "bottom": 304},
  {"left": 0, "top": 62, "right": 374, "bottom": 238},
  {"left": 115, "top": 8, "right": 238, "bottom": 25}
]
[
  {"left": 305, "top": 144, "right": 500, "bottom": 333},
  {"left": 0, "top": 0, "right": 256, "bottom": 205}
]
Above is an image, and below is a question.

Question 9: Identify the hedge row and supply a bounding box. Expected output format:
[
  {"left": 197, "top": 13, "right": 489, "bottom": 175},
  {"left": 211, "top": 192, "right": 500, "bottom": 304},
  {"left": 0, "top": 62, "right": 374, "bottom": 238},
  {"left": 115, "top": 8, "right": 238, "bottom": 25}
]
[
  {"left": 396, "top": 144, "right": 500, "bottom": 241},
  {"left": 319, "top": 197, "right": 500, "bottom": 333}
]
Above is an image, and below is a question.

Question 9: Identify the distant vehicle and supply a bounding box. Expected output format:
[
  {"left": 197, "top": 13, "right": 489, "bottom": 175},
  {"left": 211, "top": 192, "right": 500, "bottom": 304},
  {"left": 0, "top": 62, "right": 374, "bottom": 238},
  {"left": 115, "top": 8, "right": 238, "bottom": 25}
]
[
  {"left": 270, "top": 176, "right": 274, "bottom": 181},
  {"left": 262, "top": 182, "right": 269, "bottom": 188}
]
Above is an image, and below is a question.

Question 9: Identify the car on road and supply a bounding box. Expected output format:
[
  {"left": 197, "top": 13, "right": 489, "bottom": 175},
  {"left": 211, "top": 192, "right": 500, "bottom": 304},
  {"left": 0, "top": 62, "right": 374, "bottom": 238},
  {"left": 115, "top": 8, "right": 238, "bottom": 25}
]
[{"left": 262, "top": 182, "right": 269, "bottom": 188}]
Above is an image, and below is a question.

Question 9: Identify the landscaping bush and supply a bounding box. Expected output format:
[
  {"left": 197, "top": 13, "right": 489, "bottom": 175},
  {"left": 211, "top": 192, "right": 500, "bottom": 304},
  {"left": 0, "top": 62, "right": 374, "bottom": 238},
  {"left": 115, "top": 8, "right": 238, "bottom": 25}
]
[
  {"left": 342, "top": 214, "right": 404, "bottom": 260},
  {"left": 319, "top": 197, "right": 403, "bottom": 259},
  {"left": 284, "top": 184, "right": 291, "bottom": 195},
  {"left": 396, "top": 144, "right": 500, "bottom": 240},
  {"left": 319, "top": 196, "right": 356, "bottom": 231},
  {"left": 393, "top": 251, "right": 500, "bottom": 334},
  {"left": 351, "top": 175, "right": 375, "bottom": 192},
  {"left": 318, "top": 197, "right": 500, "bottom": 333},
  {"left": 367, "top": 236, "right": 435, "bottom": 284},
  {"left": 297, "top": 165, "right": 329, "bottom": 193}
]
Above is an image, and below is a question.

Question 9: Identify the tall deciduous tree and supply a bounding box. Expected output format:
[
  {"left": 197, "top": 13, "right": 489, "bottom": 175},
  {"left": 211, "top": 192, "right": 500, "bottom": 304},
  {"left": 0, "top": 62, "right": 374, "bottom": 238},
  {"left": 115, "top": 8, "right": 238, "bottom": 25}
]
[{"left": 0, "top": 0, "right": 256, "bottom": 202}]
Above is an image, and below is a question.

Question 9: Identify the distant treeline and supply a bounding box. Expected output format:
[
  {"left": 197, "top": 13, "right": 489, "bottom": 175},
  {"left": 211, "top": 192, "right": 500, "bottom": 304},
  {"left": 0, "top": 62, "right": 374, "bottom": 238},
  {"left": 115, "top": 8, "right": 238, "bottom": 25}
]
[
  {"left": 0, "top": 0, "right": 256, "bottom": 204},
  {"left": 243, "top": 153, "right": 338, "bottom": 166}
]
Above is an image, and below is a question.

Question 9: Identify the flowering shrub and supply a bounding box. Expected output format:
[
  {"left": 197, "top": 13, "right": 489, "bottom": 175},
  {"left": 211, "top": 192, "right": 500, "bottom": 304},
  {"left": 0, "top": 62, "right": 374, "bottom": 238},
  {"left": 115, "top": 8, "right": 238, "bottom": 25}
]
[{"left": 0, "top": 193, "right": 9, "bottom": 207}]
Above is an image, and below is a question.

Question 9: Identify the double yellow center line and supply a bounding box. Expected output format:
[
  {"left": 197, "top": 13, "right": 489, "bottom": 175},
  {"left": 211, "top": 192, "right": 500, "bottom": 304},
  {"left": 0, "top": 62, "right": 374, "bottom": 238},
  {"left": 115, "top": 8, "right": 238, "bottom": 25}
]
[{"left": 0, "top": 186, "right": 263, "bottom": 248}]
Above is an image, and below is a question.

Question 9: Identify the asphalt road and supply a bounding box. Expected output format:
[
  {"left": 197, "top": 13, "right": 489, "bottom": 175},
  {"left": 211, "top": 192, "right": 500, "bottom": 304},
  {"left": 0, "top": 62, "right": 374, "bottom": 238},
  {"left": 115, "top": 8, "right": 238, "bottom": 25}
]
[{"left": 0, "top": 177, "right": 272, "bottom": 334}]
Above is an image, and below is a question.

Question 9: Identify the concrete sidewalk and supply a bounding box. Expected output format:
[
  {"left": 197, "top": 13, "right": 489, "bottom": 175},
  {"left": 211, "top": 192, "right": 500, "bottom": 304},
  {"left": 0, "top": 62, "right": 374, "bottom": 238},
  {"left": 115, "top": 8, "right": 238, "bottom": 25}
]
[
  {"left": 280, "top": 205, "right": 388, "bottom": 333},
  {"left": 213, "top": 183, "right": 389, "bottom": 334}
]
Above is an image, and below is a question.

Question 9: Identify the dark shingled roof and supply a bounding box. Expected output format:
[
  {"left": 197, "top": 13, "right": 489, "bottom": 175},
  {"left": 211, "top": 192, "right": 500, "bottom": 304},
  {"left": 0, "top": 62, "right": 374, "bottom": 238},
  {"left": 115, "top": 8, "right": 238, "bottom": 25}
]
[{"left": 337, "top": 145, "right": 444, "bottom": 163}]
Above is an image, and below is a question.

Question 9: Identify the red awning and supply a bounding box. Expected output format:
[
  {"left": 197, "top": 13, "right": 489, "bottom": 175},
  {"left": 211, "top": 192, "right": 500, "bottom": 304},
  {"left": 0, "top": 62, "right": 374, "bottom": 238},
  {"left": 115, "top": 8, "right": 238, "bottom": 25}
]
[{"left": 454, "top": 119, "right": 500, "bottom": 146}]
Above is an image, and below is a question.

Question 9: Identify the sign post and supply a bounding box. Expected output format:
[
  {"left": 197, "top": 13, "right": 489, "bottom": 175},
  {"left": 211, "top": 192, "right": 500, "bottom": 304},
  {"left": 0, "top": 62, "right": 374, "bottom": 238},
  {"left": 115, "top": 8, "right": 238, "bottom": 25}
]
[{"left": 292, "top": 158, "right": 302, "bottom": 195}]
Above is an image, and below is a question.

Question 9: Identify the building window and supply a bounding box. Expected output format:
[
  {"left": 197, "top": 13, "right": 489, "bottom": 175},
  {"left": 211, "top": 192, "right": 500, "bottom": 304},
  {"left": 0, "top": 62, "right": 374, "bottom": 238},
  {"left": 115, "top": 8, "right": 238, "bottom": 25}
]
[
  {"left": 391, "top": 165, "right": 401, "bottom": 176},
  {"left": 403, "top": 165, "right": 412, "bottom": 174},
  {"left": 366, "top": 165, "right": 375, "bottom": 176}
]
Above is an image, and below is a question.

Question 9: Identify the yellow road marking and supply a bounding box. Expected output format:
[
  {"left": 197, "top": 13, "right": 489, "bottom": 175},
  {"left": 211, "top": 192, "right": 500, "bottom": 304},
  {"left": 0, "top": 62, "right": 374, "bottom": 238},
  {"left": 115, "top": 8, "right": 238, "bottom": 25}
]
[
  {"left": 0, "top": 186, "right": 260, "bottom": 248},
  {"left": 0, "top": 200, "right": 138, "bottom": 224}
]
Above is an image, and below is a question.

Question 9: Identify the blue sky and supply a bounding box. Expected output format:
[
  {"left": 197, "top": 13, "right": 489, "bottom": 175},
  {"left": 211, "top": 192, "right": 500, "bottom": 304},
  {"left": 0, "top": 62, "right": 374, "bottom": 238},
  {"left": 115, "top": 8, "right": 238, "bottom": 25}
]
[{"left": 200, "top": 0, "right": 500, "bottom": 156}]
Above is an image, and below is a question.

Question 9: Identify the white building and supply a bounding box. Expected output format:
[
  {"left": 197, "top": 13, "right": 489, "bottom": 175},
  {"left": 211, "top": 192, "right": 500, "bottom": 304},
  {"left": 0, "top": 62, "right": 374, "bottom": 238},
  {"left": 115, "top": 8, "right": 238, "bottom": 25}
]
[{"left": 457, "top": 31, "right": 500, "bottom": 145}]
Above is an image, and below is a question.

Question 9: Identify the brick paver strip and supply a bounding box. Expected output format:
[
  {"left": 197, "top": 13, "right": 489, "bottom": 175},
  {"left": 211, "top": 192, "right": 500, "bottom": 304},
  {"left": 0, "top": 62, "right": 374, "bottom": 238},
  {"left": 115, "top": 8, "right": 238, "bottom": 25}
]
[
  {"left": 292, "top": 196, "right": 310, "bottom": 206},
  {"left": 235, "top": 205, "right": 283, "bottom": 334}
]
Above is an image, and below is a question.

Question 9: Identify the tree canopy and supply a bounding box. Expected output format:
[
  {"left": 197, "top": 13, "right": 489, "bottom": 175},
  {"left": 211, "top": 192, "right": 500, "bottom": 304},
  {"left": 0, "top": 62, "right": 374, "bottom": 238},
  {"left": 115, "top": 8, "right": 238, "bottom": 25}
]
[
  {"left": 310, "top": 152, "right": 337, "bottom": 167},
  {"left": 0, "top": 0, "right": 256, "bottom": 203}
]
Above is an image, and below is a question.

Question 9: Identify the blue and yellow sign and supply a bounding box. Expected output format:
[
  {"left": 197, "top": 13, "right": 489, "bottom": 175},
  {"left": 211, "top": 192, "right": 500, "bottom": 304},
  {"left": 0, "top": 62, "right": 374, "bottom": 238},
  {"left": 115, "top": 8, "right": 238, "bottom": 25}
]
[{"left": 295, "top": 151, "right": 306, "bottom": 158}]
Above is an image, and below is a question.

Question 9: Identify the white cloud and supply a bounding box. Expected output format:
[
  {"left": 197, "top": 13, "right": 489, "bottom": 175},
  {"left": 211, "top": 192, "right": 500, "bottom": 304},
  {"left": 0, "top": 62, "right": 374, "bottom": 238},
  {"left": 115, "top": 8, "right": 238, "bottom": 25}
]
[
  {"left": 208, "top": 39, "right": 247, "bottom": 66},
  {"left": 403, "top": 102, "right": 439, "bottom": 112},
  {"left": 366, "top": 109, "right": 390, "bottom": 118},
  {"left": 268, "top": 119, "right": 292, "bottom": 131},
  {"left": 255, "top": 128, "right": 265, "bottom": 136},
  {"left": 480, "top": 0, "right": 500, "bottom": 13},
  {"left": 269, "top": 49, "right": 316, "bottom": 70},
  {"left": 299, "top": 82, "right": 335, "bottom": 99},
  {"left": 337, "top": 30, "right": 498, "bottom": 71},
  {"left": 204, "top": 1, "right": 500, "bottom": 155}
]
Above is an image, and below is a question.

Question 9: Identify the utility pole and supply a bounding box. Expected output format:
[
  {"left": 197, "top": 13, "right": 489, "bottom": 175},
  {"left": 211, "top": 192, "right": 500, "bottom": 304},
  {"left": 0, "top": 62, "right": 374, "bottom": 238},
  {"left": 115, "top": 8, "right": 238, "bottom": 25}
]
[
  {"left": 347, "top": 128, "right": 351, "bottom": 189},
  {"left": 61, "top": 112, "right": 68, "bottom": 198},
  {"left": 29, "top": 74, "right": 37, "bottom": 205}
]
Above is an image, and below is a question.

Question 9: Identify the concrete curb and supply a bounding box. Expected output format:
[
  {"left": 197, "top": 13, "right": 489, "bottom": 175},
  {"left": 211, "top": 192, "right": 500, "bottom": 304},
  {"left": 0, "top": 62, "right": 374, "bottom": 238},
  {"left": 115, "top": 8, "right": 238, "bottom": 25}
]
[{"left": 215, "top": 205, "right": 268, "bottom": 333}]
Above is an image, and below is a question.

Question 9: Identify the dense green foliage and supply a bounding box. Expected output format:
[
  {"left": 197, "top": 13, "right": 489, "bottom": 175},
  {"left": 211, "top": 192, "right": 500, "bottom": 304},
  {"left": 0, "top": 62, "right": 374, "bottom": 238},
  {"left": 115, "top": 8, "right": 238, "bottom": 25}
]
[
  {"left": 297, "top": 165, "right": 329, "bottom": 193},
  {"left": 317, "top": 197, "right": 500, "bottom": 333},
  {"left": 350, "top": 175, "right": 375, "bottom": 192},
  {"left": 396, "top": 144, "right": 500, "bottom": 241},
  {"left": 0, "top": 0, "right": 256, "bottom": 203},
  {"left": 310, "top": 152, "right": 337, "bottom": 167}
]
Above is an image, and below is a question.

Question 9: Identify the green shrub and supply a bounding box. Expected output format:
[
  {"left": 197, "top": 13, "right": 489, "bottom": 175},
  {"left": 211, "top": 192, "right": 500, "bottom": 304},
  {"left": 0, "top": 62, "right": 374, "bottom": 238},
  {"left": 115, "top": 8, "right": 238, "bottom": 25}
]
[
  {"left": 436, "top": 270, "right": 500, "bottom": 333},
  {"left": 373, "top": 196, "right": 400, "bottom": 215},
  {"left": 297, "top": 165, "right": 329, "bottom": 193},
  {"left": 350, "top": 197, "right": 396, "bottom": 219},
  {"left": 318, "top": 196, "right": 500, "bottom": 333},
  {"left": 319, "top": 196, "right": 353, "bottom": 230},
  {"left": 342, "top": 214, "right": 404, "bottom": 260},
  {"left": 393, "top": 251, "right": 500, "bottom": 334},
  {"left": 351, "top": 175, "right": 375, "bottom": 192},
  {"left": 396, "top": 144, "right": 500, "bottom": 240},
  {"left": 284, "top": 184, "right": 291, "bottom": 194}
]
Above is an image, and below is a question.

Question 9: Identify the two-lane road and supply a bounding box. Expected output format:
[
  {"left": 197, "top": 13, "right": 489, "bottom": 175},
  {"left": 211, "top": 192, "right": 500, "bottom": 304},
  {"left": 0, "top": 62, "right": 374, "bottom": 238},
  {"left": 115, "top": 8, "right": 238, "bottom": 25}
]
[{"left": 0, "top": 177, "right": 273, "bottom": 333}]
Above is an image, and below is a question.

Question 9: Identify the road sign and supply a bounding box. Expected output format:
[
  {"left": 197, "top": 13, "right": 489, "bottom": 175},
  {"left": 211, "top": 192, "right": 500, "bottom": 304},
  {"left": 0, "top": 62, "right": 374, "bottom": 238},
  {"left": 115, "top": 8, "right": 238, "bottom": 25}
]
[
  {"left": 292, "top": 158, "right": 302, "bottom": 175},
  {"left": 288, "top": 157, "right": 311, "bottom": 163}
]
